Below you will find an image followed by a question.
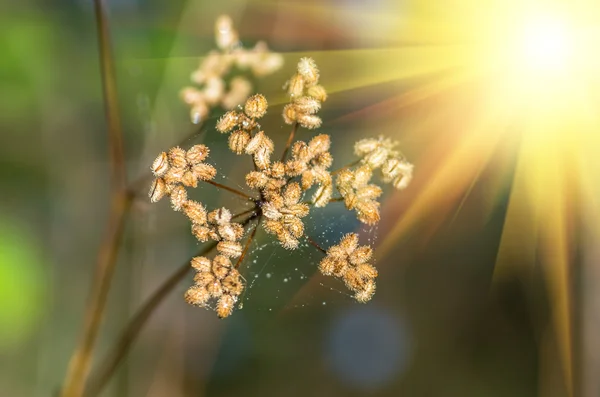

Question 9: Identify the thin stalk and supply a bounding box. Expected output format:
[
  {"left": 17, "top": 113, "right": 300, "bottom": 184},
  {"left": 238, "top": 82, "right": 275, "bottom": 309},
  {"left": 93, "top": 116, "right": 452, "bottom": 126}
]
[
  {"left": 85, "top": 215, "right": 256, "bottom": 397},
  {"left": 235, "top": 216, "right": 261, "bottom": 269},
  {"left": 204, "top": 180, "right": 257, "bottom": 201},
  {"left": 331, "top": 159, "right": 361, "bottom": 175},
  {"left": 306, "top": 235, "right": 327, "bottom": 254},
  {"left": 280, "top": 122, "right": 299, "bottom": 162},
  {"left": 61, "top": 1, "right": 127, "bottom": 395},
  {"left": 232, "top": 207, "right": 258, "bottom": 220},
  {"left": 83, "top": 242, "right": 217, "bottom": 397}
]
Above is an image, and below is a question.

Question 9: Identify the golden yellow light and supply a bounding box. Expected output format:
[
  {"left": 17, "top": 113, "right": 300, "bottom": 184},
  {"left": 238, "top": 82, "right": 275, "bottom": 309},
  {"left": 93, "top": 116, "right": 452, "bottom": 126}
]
[{"left": 519, "top": 15, "right": 574, "bottom": 73}]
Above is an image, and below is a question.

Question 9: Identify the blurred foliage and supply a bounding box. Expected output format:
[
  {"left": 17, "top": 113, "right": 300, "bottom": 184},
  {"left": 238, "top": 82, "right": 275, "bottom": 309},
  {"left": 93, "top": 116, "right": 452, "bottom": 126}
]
[{"left": 0, "top": 217, "right": 45, "bottom": 351}]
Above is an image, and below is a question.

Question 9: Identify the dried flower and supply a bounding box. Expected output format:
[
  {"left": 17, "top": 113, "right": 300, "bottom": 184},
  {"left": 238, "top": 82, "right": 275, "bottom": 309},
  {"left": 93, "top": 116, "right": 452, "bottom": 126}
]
[
  {"left": 244, "top": 94, "right": 268, "bottom": 119},
  {"left": 319, "top": 233, "right": 377, "bottom": 302},
  {"left": 150, "top": 50, "right": 413, "bottom": 318},
  {"left": 185, "top": 254, "right": 245, "bottom": 318},
  {"left": 181, "top": 16, "right": 283, "bottom": 123},
  {"left": 282, "top": 58, "right": 326, "bottom": 129}
]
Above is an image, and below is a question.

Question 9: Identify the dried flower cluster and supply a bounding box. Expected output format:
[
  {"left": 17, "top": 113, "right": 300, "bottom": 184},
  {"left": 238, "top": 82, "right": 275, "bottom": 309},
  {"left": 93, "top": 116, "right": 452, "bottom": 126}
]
[
  {"left": 185, "top": 254, "right": 245, "bottom": 318},
  {"left": 319, "top": 233, "right": 377, "bottom": 302},
  {"left": 150, "top": 25, "right": 414, "bottom": 318},
  {"left": 283, "top": 57, "right": 327, "bottom": 129},
  {"left": 180, "top": 15, "right": 283, "bottom": 123}
]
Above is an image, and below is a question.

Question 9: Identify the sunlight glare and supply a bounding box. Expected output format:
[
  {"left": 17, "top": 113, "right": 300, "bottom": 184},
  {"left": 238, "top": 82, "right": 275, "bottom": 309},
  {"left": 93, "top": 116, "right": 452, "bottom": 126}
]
[{"left": 520, "top": 15, "right": 574, "bottom": 73}]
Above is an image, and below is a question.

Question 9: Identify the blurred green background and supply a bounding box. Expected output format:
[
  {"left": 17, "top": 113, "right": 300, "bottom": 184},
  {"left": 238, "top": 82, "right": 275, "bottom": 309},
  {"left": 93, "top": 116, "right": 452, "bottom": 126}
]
[{"left": 1, "top": 0, "right": 576, "bottom": 396}]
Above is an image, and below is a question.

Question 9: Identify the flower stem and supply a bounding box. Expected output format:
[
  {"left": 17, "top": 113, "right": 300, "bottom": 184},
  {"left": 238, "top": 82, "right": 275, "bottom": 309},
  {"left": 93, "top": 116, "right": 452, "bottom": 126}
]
[
  {"left": 83, "top": 242, "right": 217, "bottom": 397},
  {"left": 235, "top": 216, "right": 261, "bottom": 269},
  {"left": 306, "top": 235, "right": 327, "bottom": 254},
  {"left": 331, "top": 159, "right": 361, "bottom": 175},
  {"left": 232, "top": 207, "right": 258, "bottom": 220},
  {"left": 280, "top": 122, "right": 299, "bottom": 162},
  {"left": 84, "top": 215, "right": 256, "bottom": 397},
  {"left": 204, "top": 180, "right": 257, "bottom": 201},
  {"left": 61, "top": 1, "right": 128, "bottom": 395}
]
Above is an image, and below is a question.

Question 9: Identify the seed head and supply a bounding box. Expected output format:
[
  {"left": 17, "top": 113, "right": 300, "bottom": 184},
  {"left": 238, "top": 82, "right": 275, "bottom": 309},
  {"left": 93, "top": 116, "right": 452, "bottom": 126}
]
[
  {"left": 170, "top": 185, "right": 188, "bottom": 211},
  {"left": 217, "top": 111, "right": 240, "bottom": 133},
  {"left": 297, "top": 57, "right": 319, "bottom": 86},
  {"left": 244, "top": 94, "right": 268, "bottom": 119},
  {"left": 307, "top": 84, "right": 327, "bottom": 102},
  {"left": 229, "top": 130, "right": 250, "bottom": 154},
  {"left": 185, "top": 286, "right": 210, "bottom": 307},
  {"left": 191, "top": 256, "right": 212, "bottom": 272},
  {"left": 149, "top": 178, "right": 168, "bottom": 202},
  {"left": 151, "top": 152, "right": 169, "bottom": 177}
]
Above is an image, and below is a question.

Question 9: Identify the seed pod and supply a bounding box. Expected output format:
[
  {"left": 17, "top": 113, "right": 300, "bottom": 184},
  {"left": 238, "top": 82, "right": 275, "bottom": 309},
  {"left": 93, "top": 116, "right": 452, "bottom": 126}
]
[
  {"left": 186, "top": 145, "right": 209, "bottom": 164},
  {"left": 353, "top": 165, "right": 373, "bottom": 187},
  {"left": 164, "top": 167, "right": 185, "bottom": 185},
  {"left": 216, "top": 111, "right": 239, "bottom": 133},
  {"left": 207, "top": 280, "right": 224, "bottom": 298},
  {"left": 170, "top": 186, "right": 188, "bottom": 211},
  {"left": 313, "top": 184, "right": 332, "bottom": 207},
  {"left": 363, "top": 147, "right": 389, "bottom": 169},
  {"left": 354, "top": 280, "right": 376, "bottom": 303},
  {"left": 339, "top": 233, "right": 359, "bottom": 253},
  {"left": 216, "top": 294, "right": 236, "bottom": 318},
  {"left": 168, "top": 147, "right": 187, "bottom": 169},
  {"left": 293, "top": 96, "right": 321, "bottom": 114},
  {"left": 191, "top": 224, "right": 216, "bottom": 242},
  {"left": 297, "top": 57, "right": 319, "bottom": 86},
  {"left": 245, "top": 171, "right": 269, "bottom": 189},
  {"left": 193, "top": 271, "right": 215, "bottom": 287},
  {"left": 354, "top": 138, "right": 380, "bottom": 157},
  {"left": 191, "top": 256, "right": 212, "bottom": 272},
  {"left": 185, "top": 285, "right": 210, "bottom": 307},
  {"left": 283, "top": 182, "right": 302, "bottom": 206},
  {"left": 228, "top": 130, "right": 250, "bottom": 154},
  {"left": 349, "top": 246, "right": 373, "bottom": 265},
  {"left": 192, "top": 163, "right": 217, "bottom": 181},
  {"left": 149, "top": 178, "right": 168, "bottom": 203},
  {"left": 208, "top": 207, "right": 232, "bottom": 225},
  {"left": 217, "top": 241, "right": 243, "bottom": 258},
  {"left": 343, "top": 268, "right": 365, "bottom": 292},
  {"left": 151, "top": 152, "right": 169, "bottom": 177},
  {"left": 355, "top": 200, "right": 380, "bottom": 225},
  {"left": 222, "top": 274, "right": 244, "bottom": 296},
  {"left": 181, "top": 170, "right": 198, "bottom": 187},
  {"left": 183, "top": 200, "right": 207, "bottom": 225},
  {"left": 212, "top": 255, "right": 232, "bottom": 279},
  {"left": 282, "top": 104, "right": 297, "bottom": 124},
  {"left": 296, "top": 114, "right": 322, "bottom": 129},
  {"left": 286, "top": 73, "right": 304, "bottom": 98},
  {"left": 307, "top": 84, "right": 327, "bottom": 102},
  {"left": 355, "top": 263, "right": 378, "bottom": 279},
  {"left": 356, "top": 185, "right": 383, "bottom": 201},
  {"left": 262, "top": 202, "right": 282, "bottom": 220},
  {"left": 244, "top": 94, "right": 268, "bottom": 119},
  {"left": 283, "top": 216, "right": 304, "bottom": 238}
]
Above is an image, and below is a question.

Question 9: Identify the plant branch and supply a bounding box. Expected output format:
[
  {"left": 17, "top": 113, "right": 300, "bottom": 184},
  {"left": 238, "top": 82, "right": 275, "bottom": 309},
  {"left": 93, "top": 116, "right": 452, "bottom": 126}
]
[
  {"left": 306, "top": 235, "right": 327, "bottom": 254},
  {"left": 331, "top": 159, "right": 361, "bottom": 175},
  {"left": 83, "top": 241, "right": 217, "bottom": 397},
  {"left": 280, "top": 122, "right": 299, "bottom": 162},
  {"left": 61, "top": 1, "right": 128, "bottom": 396},
  {"left": 232, "top": 207, "right": 258, "bottom": 220},
  {"left": 204, "top": 180, "right": 257, "bottom": 201},
  {"left": 84, "top": 214, "right": 256, "bottom": 397},
  {"left": 235, "top": 216, "right": 261, "bottom": 269}
]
